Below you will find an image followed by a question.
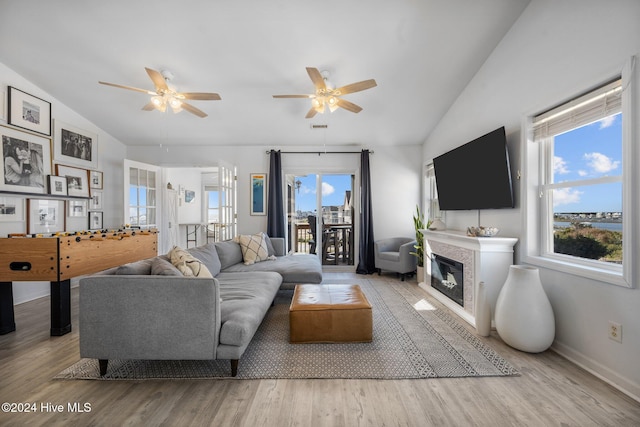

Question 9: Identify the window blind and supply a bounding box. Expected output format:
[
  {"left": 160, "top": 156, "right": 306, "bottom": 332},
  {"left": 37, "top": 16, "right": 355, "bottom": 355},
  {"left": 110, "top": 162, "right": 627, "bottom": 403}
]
[{"left": 533, "top": 78, "right": 622, "bottom": 140}]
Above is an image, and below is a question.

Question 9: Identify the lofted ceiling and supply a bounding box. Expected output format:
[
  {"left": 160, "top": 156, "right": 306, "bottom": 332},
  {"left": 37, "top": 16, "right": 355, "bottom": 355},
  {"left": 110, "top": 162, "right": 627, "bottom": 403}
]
[{"left": 0, "top": 0, "right": 530, "bottom": 148}]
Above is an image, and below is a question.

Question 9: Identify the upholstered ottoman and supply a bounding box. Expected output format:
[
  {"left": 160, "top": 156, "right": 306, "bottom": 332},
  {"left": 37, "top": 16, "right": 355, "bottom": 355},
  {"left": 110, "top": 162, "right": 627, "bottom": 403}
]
[{"left": 289, "top": 284, "right": 372, "bottom": 343}]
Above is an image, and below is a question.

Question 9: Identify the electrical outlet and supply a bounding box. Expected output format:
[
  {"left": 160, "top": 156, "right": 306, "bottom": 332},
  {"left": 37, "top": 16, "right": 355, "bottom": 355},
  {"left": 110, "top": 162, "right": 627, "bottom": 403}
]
[{"left": 608, "top": 321, "right": 622, "bottom": 343}]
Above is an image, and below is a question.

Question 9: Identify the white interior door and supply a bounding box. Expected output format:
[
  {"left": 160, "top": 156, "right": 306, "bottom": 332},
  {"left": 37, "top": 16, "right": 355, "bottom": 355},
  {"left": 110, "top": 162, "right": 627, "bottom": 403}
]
[{"left": 218, "top": 162, "right": 236, "bottom": 241}]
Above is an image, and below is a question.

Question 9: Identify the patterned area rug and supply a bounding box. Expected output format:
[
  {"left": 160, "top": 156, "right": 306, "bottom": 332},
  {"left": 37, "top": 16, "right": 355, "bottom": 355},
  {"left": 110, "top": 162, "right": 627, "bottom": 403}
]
[{"left": 55, "top": 279, "right": 518, "bottom": 380}]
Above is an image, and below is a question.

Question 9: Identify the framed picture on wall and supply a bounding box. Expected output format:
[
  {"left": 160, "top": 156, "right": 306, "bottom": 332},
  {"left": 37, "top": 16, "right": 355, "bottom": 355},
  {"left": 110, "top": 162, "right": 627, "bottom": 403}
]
[
  {"left": 48, "top": 175, "right": 68, "bottom": 196},
  {"left": 0, "top": 125, "right": 52, "bottom": 194},
  {"left": 67, "top": 200, "right": 88, "bottom": 217},
  {"left": 7, "top": 86, "right": 52, "bottom": 136},
  {"left": 27, "top": 199, "right": 65, "bottom": 234},
  {"left": 90, "top": 170, "right": 103, "bottom": 189},
  {"left": 250, "top": 173, "right": 267, "bottom": 216},
  {"left": 90, "top": 190, "right": 103, "bottom": 209},
  {"left": 88, "top": 211, "right": 103, "bottom": 230},
  {"left": 0, "top": 196, "right": 24, "bottom": 222},
  {"left": 56, "top": 164, "right": 90, "bottom": 197},
  {"left": 54, "top": 120, "right": 98, "bottom": 169},
  {"left": 184, "top": 189, "right": 195, "bottom": 204}
]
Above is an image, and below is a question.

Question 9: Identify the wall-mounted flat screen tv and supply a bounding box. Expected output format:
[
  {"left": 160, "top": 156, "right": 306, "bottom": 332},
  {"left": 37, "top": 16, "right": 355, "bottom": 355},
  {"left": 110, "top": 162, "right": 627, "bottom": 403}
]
[{"left": 433, "top": 126, "right": 514, "bottom": 211}]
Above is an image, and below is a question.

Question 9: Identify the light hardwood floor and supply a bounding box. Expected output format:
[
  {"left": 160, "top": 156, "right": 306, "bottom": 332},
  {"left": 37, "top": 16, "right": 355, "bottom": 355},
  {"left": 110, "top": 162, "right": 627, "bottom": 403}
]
[{"left": 1, "top": 272, "right": 639, "bottom": 426}]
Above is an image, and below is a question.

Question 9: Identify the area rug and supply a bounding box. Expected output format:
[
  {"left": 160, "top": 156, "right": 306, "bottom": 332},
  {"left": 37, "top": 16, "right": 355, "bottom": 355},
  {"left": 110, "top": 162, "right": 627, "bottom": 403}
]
[{"left": 55, "top": 279, "right": 518, "bottom": 380}]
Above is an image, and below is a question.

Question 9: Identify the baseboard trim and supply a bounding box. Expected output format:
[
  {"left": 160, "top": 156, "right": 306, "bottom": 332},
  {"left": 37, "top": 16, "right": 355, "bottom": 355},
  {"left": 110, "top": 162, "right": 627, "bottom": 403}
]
[
  {"left": 551, "top": 341, "right": 640, "bottom": 403},
  {"left": 419, "top": 279, "right": 640, "bottom": 403}
]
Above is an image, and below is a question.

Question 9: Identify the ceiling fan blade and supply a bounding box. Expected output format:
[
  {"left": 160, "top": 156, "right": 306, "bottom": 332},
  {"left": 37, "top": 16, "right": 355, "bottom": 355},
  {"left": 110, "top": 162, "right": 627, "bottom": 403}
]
[
  {"left": 179, "top": 92, "right": 221, "bottom": 101},
  {"left": 98, "top": 81, "right": 156, "bottom": 95},
  {"left": 145, "top": 67, "right": 169, "bottom": 91},
  {"left": 306, "top": 67, "right": 326, "bottom": 91},
  {"left": 305, "top": 107, "right": 318, "bottom": 119},
  {"left": 334, "top": 79, "right": 377, "bottom": 95},
  {"left": 272, "top": 94, "right": 314, "bottom": 99},
  {"left": 336, "top": 98, "right": 363, "bottom": 113},
  {"left": 181, "top": 101, "right": 208, "bottom": 118},
  {"left": 141, "top": 102, "right": 156, "bottom": 111}
]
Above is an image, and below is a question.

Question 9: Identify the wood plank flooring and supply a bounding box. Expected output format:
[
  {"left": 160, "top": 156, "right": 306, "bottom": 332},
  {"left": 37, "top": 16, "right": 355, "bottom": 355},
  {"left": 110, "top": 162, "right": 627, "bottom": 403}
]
[{"left": 1, "top": 272, "right": 639, "bottom": 426}]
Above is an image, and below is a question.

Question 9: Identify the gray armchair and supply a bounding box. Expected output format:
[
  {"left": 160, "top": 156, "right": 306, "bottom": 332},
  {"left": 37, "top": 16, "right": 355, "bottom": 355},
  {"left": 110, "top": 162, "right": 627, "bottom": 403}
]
[{"left": 374, "top": 237, "right": 417, "bottom": 281}]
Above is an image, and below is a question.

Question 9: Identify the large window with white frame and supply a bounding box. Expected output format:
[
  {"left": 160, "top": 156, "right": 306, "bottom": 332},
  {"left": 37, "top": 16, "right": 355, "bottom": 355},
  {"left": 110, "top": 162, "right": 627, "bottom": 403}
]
[
  {"left": 523, "top": 58, "right": 636, "bottom": 287},
  {"left": 424, "top": 162, "right": 442, "bottom": 223},
  {"left": 126, "top": 161, "right": 159, "bottom": 229}
]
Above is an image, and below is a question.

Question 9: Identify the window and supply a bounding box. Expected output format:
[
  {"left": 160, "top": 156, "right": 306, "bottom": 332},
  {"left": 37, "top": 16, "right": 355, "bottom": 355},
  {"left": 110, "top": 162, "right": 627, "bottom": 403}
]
[
  {"left": 126, "top": 162, "right": 158, "bottom": 228},
  {"left": 425, "top": 163, "right": 442, "bottom": 222},
  {"left": 524, "top": 58, "right": 636, "bottom": 287}
]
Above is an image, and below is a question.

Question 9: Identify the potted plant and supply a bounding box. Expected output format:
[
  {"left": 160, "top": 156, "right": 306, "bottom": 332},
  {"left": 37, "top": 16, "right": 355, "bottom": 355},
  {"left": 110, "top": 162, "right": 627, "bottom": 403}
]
[{"left": 410, "top": 205, "right": 431, "bottom": 282}]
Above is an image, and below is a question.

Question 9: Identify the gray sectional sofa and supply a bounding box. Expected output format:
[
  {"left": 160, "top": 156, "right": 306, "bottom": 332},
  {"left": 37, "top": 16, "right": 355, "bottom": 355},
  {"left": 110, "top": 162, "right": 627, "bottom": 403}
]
[{"left": 79, "top": 236, "right": 322, "bottom": 377}]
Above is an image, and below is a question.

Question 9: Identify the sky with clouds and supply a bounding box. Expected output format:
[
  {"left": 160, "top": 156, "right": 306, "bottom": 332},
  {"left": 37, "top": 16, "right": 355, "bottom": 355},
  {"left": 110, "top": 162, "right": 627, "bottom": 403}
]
[
  {"left": 292, "top": 174, "right": 351, "bottom": 213},
  {"left": 552, "top": 113, "right": 622, "bottom": 212}
]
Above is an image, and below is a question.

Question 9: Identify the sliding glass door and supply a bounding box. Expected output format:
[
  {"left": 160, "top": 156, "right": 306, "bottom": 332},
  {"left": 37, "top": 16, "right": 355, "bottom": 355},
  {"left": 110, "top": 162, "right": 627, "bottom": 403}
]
[{"left": 287, "top": 173, "right": 354, "bottom": 265}]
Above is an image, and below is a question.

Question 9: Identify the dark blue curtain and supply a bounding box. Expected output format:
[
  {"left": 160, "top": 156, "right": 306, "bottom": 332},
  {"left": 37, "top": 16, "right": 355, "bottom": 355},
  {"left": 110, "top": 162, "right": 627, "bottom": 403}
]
[
  {"left": 357, "top": 149, "right": 376, "bottom": 274},
  {"left": 267, "top": 150, "right": 285, "bottom": 238}
]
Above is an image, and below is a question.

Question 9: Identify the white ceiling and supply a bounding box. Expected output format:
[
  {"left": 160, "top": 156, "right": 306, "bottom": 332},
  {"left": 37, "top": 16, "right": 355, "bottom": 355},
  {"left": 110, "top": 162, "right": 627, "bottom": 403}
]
[{"left": 0, "top": 0, "right": 530, "bottom": 148}]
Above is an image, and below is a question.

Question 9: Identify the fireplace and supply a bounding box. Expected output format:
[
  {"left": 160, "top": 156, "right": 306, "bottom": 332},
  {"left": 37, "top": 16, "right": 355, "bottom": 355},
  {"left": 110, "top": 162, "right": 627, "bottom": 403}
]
[
  {"left": 431, "top": 254, "right": 464, "bottom": 307},
  {"left": 421, "top": 230, "right": 517, "bottom": 328}
]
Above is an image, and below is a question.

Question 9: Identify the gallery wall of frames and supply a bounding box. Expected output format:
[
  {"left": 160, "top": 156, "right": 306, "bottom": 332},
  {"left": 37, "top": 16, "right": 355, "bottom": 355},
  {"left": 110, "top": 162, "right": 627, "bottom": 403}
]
[{"left": 1, "top": 86, "right": 105, "bottom": 235}]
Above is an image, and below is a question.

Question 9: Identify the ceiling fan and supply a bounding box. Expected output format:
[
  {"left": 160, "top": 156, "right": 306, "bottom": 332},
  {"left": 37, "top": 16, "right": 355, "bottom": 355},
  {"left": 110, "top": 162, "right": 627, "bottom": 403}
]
[
  {"left": 273, "top": 67, "right": 377, "bottom": 118},
  {"left": 98, "top": 67, "right": 221, "bottom": 118}
]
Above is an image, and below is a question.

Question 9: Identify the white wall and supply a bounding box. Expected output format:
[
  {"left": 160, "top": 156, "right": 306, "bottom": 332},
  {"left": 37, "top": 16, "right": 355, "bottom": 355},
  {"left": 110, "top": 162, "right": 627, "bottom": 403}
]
[
  {"left": 127, "top": 144, "right": 422, "bottom": 243},
  {"left": 1, "top": 62, "right": 127, "bottom": 304},
  {"left": 422, "top": 0, "right": 640, "bottom": 399}
]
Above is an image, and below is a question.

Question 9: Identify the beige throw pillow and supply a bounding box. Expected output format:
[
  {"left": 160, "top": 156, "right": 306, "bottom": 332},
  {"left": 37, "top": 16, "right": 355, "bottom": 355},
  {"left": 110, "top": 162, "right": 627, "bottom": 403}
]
[
  {"left": 169, "top": 246, "right": 213, "bottom": 278},
  {"left": 237, "top": 233, "right": 276, "bottom": 265}
]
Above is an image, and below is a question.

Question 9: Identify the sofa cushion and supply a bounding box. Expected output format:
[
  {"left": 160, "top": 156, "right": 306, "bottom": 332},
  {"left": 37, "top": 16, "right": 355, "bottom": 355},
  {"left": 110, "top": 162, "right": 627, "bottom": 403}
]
[
  {"left": 221, "top": 253, "right": 322, "bottom": 285},
  {"left": 169, "top": 246, "right": 213, "bottom": 278},
  {"left": 188, "top": 243, "right": 222, "bottom": 276},
  {"left": 216, "top": 271, "right": 282, "bottom": 347},
  {"left": 214, "top": 240, "right": 244, "bottom": 270},
  {"left": 151, "top": 257, "right": 183, "bottom": 276},
  {"left": 263, "top": 232, "right": 276, "bottom": 256},
  {"left": 379, "top": 251, "right": 401, "bottom": 262},
  {"left": 115, "top": 258, "right": 153, "bottom": 275},
  {"left": 237, "top": 233, "right": 276, "bottom": 265}
]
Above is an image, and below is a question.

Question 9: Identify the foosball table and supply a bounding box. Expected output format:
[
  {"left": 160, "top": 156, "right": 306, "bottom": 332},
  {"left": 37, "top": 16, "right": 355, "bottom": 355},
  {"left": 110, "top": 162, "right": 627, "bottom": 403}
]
[{"left": 0, "top": 229, "right": 158, "bottom": 336}]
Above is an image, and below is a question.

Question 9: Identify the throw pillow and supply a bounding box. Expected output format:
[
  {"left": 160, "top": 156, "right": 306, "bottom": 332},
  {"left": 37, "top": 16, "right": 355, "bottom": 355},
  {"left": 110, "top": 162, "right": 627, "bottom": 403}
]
[
  {"left": 151, "top": 257, "right": 183, "bottom": 276},
  {"left": 115, "top": 259, "right": 153, "bottom": 275},
  {"left": 213, "top": 240, "right": 244, "bottom": 269},
  {"left": 262, "top": 232, "right": 276, "bottom": 257},
  {"left": 168, "top": 246, "right": 213, "bottom": 278},
  {"left": 237, "top": 233, "right": 276, "bottom": 265},
  {"left": 188, "top": 243, "right": 222, "bottom": 276}
]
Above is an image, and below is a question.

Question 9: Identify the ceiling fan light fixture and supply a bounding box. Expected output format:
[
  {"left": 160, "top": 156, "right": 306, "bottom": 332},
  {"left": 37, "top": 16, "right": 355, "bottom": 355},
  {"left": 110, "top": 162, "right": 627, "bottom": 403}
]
[
  {"left": 272, "top": 67, "right": 376, "bottom": 118},
  {"left": 314, "top": 99, "right": 325, "bottom": 114},
  {"left": 169, "top": 97, "right": 182, "bottom": 110},
  {"left": 151, "top": 95, "right": 163, "bottom": 106},
  {"left": 99, "top": 67, "right": 220, "bottom": 118},
  {"left": 327, "top": 96, "right": 339, "bottom": 112},
  {"left": 151, "top": 95, "right": 167, "bottom": 112}
]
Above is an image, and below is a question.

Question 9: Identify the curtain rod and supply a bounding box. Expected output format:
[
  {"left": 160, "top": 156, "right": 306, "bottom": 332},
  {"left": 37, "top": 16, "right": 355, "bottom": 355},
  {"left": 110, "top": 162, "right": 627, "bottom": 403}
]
[{"left": 265, "top": 150, "right": 374, "bottom": 155}]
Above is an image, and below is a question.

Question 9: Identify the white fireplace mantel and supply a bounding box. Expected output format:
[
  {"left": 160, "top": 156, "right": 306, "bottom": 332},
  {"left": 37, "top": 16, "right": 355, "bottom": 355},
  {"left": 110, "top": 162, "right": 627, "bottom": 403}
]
[{"left": 419, "top": 229, "right": 518, "bottom": 328}]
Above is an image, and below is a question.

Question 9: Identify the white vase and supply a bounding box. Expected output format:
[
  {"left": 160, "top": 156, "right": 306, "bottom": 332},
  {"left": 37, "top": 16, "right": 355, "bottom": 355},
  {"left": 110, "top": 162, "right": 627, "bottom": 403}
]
[
  {"left": 417, "top": 265, "right": 424, "bottom": 284},
  {"left": 474, "top": 281, "right": 491, "bottom": 337},
  {"left": 495, "top": 265, "right": 555, "bottom": 352}
]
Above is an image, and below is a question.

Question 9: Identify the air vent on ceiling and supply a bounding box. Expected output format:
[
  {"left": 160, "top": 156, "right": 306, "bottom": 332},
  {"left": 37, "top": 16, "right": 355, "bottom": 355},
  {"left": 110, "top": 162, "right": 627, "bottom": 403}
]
[{"left": 310, "top": 124, "right": 328, "bottom": 129}]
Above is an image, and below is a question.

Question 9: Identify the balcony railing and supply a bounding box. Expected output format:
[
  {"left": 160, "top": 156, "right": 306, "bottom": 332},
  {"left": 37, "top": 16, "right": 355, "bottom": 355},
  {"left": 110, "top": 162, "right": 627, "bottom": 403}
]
[{"left": 291, "top": 221, "right": 354, "bottom": 265}]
